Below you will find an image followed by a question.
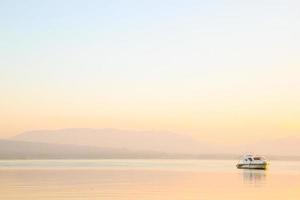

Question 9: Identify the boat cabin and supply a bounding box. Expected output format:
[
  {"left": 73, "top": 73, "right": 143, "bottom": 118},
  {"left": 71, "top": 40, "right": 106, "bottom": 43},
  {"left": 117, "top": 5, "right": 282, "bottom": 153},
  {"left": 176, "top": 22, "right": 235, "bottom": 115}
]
[{"left": 236, "top": 154, "right": 268, "bottom": 170}]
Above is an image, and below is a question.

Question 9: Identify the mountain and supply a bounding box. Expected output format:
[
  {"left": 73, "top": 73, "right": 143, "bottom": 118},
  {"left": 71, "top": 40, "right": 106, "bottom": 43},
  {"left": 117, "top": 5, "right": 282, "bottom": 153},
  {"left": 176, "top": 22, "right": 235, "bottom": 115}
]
[
  {"left": 10, "top": 128, "right": 300, "bottom": 158},
  {"left": 0, "top": 139, "right": 128, "bottom": 159},
  {"left": 237, "top": 136, "right": 300, "bottom": 157},
  {"left": 12, "top": 128, "right": 219, "bottom": 154},
  {"left": 0, "top": 139, "right": 194, "bottom": 159}
]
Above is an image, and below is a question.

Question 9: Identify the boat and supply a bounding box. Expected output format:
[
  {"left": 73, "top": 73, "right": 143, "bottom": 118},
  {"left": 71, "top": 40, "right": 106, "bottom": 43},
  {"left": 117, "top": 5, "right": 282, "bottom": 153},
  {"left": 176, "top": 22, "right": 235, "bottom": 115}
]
[{"left": 236, "top": 154, "right": 268, "bottom": 170}]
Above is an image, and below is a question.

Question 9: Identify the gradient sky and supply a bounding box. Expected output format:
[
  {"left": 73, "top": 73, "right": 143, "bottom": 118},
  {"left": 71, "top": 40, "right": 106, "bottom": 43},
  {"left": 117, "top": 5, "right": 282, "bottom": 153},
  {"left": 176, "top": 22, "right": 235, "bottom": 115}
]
[{"left": 0, "top": 0, "right": 300, "bottom": 142}]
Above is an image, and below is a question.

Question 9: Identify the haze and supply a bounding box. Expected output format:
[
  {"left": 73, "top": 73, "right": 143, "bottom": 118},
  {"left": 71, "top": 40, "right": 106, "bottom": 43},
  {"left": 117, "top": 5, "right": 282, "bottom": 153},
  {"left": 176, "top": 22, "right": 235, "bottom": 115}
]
[{"left": 1, "top": 0, "right": 300, "bottom": 146}]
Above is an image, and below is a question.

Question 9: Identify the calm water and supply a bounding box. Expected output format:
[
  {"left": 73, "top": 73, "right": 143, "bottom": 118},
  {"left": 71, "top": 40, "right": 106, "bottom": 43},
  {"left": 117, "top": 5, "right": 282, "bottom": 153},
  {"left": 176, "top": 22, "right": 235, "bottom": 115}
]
[{"left": 0, "top": 159, "right": 299, "bottom": 200}]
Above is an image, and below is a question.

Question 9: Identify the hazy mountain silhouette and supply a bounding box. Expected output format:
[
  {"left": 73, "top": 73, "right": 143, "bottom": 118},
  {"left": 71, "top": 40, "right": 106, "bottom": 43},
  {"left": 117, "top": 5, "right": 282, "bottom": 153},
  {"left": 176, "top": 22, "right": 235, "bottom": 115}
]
[
  {"left": 0, "top": 139, "right": 125, "bottom": 159},
  {"left": 12, "top": 128, "right": 219, "bottom": 154},
  {"left": 9, "top": 128, "right": 300, "bottom": 158},
  {"left": 0, "top": 139, "right": 197, "bottom": 159},
  {"left": 237, "top": 136, "right": 300, "bottom": 157}
]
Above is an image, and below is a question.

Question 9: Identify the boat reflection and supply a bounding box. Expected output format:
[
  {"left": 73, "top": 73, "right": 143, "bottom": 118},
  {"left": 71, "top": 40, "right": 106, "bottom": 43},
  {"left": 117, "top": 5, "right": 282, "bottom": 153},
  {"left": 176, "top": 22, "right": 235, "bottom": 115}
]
[{"left": 242, "top": 169, "right": 267, "bottom": 186}]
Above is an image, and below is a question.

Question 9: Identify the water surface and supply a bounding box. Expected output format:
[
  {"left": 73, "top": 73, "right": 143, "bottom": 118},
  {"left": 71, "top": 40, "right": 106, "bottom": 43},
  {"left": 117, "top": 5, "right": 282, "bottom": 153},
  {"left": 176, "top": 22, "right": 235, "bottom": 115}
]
[{"left": 0, "top": 159, "right": 299, "bottom": 200}]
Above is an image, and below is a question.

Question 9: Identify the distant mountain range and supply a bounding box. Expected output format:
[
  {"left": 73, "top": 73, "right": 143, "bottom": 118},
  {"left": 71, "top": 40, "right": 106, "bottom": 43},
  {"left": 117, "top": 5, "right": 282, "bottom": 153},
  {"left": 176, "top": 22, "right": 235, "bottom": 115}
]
[
  {"left": 0, "top": 128, "right": 299, "bottom": 159},
  {"left": 12, "top": 128, "right": 222, "bottom": 154},
  {"left": 0, "top": 139, "right": 197, "bottom": 159}
]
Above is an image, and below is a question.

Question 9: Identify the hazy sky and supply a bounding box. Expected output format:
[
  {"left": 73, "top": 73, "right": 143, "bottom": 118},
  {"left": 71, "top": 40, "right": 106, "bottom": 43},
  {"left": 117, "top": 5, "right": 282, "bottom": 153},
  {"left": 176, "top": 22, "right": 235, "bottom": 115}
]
[{"left": 1, "top": 0, "right": 299, "bottom": 142}]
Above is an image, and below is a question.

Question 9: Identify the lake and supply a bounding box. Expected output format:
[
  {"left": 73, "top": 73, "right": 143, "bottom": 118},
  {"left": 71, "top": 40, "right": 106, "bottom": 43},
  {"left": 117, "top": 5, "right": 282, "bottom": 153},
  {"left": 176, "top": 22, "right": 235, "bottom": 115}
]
[{"left": 0, "top": 159, "right": 299, "bottom": 199}]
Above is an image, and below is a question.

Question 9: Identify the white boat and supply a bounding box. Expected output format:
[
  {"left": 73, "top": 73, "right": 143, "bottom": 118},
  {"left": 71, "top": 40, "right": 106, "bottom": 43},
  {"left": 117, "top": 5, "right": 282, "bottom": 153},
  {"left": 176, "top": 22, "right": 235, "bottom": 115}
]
[{"left": 236, "top": 155, "right": 268, "bottom": 170}]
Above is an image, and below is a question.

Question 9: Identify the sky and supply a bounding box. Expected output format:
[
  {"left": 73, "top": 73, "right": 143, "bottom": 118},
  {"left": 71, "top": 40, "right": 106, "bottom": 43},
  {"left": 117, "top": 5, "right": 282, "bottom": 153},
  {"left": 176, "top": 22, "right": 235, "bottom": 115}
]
[{"left": 0, "top": 0, "right": 300, "bottom": 143}]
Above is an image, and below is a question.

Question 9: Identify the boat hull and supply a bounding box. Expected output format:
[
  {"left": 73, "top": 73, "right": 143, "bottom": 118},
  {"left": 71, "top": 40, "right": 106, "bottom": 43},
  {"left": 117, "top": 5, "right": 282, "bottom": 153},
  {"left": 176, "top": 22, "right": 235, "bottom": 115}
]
[{"left": 236, "top": 163, "right": 267, "bottom": 170}]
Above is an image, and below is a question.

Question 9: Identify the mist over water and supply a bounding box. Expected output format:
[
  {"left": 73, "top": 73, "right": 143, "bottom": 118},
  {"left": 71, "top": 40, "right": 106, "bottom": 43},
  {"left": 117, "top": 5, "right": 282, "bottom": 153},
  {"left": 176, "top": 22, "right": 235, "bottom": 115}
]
[{"left": 0, "top": 160, "right": 299, "bottom": 200}]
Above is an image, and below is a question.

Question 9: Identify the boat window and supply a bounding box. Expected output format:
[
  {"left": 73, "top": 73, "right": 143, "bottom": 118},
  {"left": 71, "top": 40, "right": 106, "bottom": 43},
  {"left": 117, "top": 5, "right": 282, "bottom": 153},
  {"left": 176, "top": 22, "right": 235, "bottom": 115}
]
[
  {"left": 254, "top": 157, "right": 261, "bottom": 160},
  {"left": 248, "top": 158, "right": 253, "bottom": 161}
]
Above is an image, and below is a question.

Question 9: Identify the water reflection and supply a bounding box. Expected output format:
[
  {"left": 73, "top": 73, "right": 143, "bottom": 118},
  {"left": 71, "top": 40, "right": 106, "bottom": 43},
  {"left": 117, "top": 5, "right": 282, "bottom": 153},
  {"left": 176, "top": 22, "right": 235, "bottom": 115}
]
[
  {"left": 0, "top": 160, "right": 300, "bottom": 200},
  {"left": 242, "top": 169, "right": 267, "bottom": 186}
]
